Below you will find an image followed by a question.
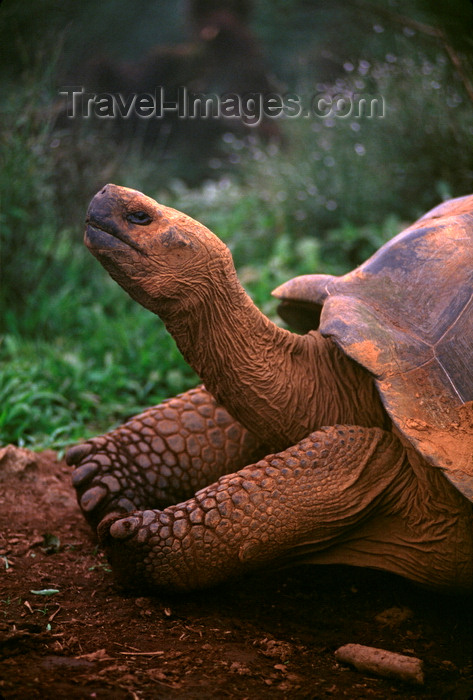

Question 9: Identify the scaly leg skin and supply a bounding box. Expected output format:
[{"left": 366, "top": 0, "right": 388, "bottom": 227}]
[
  {"left": 66, "top": 385, "right": 265, "bottom": 529},
  {"left": 97, "top": 425, "right": 416, "bottom": 591}
]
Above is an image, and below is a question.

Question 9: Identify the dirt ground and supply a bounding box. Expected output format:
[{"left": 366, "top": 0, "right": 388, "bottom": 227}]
[{"left": 0, "top": 447, "right": 472, "bottom": 700}]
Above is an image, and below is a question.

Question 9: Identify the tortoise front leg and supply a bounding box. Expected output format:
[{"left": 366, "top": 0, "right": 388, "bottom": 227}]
[
  {"left": 66, "top": 385, "right": 264, "bottom": 529},
  {"left": 97, "top": 426, "right": 410, "bottom": 591}
]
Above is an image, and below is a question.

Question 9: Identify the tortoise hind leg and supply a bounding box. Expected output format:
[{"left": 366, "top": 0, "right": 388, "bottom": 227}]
[
  {"left": 97, "top": 425, "right": 414, "bottom": 591},
  {"left": 66, "top": 385, "right": 264, "bottom": 529}
]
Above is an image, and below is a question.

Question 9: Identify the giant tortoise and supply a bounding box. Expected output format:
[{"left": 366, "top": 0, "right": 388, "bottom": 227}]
[{"left": 66, "top": 185, "right": 473, "bottom": 592}]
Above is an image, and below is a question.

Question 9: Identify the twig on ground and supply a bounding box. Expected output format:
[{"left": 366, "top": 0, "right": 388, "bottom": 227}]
[{"left": 335, "top": 643, "right": 424, "bottom": 685}]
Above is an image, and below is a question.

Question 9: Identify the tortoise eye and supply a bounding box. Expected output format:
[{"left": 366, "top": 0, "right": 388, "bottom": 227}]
[{"left": 126, "top": 210, "right": 152, "bottom": 225}]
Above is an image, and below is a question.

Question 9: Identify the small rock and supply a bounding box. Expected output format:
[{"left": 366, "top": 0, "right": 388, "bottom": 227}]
[
  {"left": 257, "top": 638, "right": 293, "bottom": 661},
  {"left": 229, "top": 661, "right": 251, "bottom": 675},
  {"left": 274, "top": 663, "right": 288, "bottom": 673},
  {"left": 375, "top": 606, "right": 413, "bottom": 627},
  {"left": 0, "top": 445, "right": 38, "bottom": 481},
  {"left": 134, "top": 597, "right": 150, "bottom": 608}
]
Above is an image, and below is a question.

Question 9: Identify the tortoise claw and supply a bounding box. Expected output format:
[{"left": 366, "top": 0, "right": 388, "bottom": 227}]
[
  {"left": 98, "top": 511, "right": 133, "bottom": 544},
  {"left": 65, "top": 443, "right": 93, "bottom": 465},
  {"left": 71, "top": 462, "right": 99, "bottom": 487},
  {"left": 80, "top": 485, "right": 108, "bottom": 513}
]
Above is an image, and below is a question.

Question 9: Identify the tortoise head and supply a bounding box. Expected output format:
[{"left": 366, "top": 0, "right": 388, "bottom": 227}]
[{"left": 85, "top": 184, "right": 233, "bottom": 316}]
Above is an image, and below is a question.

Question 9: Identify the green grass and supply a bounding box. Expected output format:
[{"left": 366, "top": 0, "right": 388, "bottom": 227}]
[
  {"left": 0, "top": 292, "right": 197, "bottom": 451},
  {"left": 0, "top": 331, "right": 196, "bottom": 451}
]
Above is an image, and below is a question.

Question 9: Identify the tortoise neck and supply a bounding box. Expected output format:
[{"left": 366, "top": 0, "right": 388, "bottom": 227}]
[
  {"left": 160, "top": 265, "right": 294, "bottom": 445},
  {"left": 160, "top": 263, "right": 387, "bottom": 449}
]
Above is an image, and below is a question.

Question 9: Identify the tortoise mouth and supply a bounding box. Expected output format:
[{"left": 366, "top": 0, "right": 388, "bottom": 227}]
[{"left": 85, "top": 218, "right": 143, "bottom": 253}]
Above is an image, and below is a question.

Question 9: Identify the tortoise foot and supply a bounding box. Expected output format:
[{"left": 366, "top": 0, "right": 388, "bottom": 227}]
[
  {"left": 66, "top": 436, "right": 146, "bottom": 528},
  {"left": 95, "top": 426, "right": 418, "bottom": 593},
  {"left": 67, "top": 386, "right": 264, "bottom": 532},
  {"left": 97, "top": 510, "right": 160, "bottom": 590}
]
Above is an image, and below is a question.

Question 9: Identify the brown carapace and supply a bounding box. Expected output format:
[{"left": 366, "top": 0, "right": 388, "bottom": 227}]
[{"left": 66, "top": 186, "right": 473, "bottom": 593}]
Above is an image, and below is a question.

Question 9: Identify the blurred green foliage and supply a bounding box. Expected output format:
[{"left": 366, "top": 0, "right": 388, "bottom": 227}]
[{"left": 0, "top": 0, "right": 472, "bottom": 448}]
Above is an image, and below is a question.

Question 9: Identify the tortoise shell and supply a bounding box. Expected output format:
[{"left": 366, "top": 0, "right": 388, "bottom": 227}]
[{"left": 273, "top": 194, "right": 473, "bottom": 502}]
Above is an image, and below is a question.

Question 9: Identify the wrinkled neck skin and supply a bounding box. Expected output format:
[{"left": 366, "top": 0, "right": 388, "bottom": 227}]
[{"left": 153, "top": 260, "right": 387, "bottom": 450}]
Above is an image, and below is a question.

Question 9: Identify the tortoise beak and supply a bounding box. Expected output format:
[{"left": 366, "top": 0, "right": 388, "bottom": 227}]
[{"left": 85, "top": 185, "right": 143, "bottom": 252}]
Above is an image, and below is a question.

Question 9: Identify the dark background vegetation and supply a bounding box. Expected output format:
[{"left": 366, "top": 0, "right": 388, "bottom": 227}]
[{"left": 1, "top": 0, "right": 472, "bottom": 449}]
